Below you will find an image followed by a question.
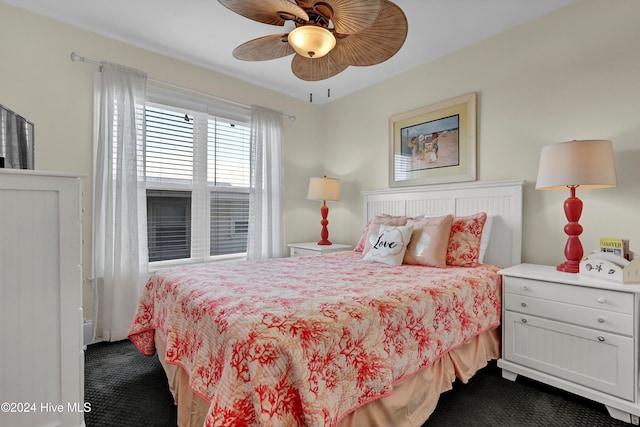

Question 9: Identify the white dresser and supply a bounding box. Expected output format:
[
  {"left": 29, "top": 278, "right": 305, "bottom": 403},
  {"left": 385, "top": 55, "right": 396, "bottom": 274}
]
[
  {"left": 499, "top": 263, "right": 640, "bottom": 424},
  {"left": 0, "top": 169, "right": 85, "bottom": 427}
]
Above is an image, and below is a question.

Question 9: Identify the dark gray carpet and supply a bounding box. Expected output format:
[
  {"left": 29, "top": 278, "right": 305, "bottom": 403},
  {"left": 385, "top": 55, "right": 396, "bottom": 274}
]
[
  {"left": 85, "top": 340, "right": 629, "bottom": 427},
  {"left": 84, "top": 340, "right": 176, "bottom": 427},
  {"left": 427, "top": 363, "right": 628, "bottom": 426}
]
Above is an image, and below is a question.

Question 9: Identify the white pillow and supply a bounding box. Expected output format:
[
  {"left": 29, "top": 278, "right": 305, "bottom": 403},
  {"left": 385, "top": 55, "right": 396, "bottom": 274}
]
[
  {"left": 363, "top": 224, "right": 414, "bottom": 266},
  {"left": 478, "top": 215, "right": 494, "bottom": 264}
]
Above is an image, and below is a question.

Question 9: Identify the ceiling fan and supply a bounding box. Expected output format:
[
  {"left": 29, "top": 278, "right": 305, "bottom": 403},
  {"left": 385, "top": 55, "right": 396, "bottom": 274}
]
[{"left": 218, "top": 0, "right": 408, "bottom": 81}]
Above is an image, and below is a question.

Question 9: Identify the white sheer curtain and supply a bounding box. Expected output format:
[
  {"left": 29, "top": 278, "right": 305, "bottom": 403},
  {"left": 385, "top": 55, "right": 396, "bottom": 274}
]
[
  {"left": 247, "top": 105, "right": 286, "bottom": 260},
  {"left": 93, "top": 62, "right": 148, "bottom": 342}
]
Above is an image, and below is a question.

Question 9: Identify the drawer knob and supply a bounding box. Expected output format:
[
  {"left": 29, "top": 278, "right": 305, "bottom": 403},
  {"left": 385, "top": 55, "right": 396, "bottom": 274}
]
[
  {"left": 597, "top": 317, "right": 605, "bottom": 324},
  {"left": 597, "top": 297, "right": 606, "bottom": 304},
  {"left": 521, "top": 286, "right": 528, "bottom": 291},
  {"left": 521, "top": 318, "right": 527, "bottom": 324},
  {"left": 597, "top": 336, "right": 605, "bottom": 342},
  {"left": 521, "top": 302, "right": 527, "bottom": 308}
]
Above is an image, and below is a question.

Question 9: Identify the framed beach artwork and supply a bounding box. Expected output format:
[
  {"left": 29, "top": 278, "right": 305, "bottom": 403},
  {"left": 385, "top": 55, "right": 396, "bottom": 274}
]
[{"left": 389, "top": 92, "right": 476, "bottom": 187}]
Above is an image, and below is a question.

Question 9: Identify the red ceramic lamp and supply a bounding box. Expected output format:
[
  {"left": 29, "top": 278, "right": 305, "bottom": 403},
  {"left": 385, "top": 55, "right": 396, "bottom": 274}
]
[
  {"left": 536, "top": 140, "right": 617, "bottom": 273},
  {"left": 307, "top": 176, "right": 340, "bottom": 245}
]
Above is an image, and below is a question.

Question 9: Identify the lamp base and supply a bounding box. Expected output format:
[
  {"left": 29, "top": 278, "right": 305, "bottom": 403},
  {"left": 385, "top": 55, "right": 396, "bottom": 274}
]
[
  {"left": 556, "top": 260, "right": 580, "bottom": 273},
  {"left": 317, "top": 202, "right": 332, "bottom": 246},
  {"left": 558, "top": 186, "right": 584, "bottom": 274}
]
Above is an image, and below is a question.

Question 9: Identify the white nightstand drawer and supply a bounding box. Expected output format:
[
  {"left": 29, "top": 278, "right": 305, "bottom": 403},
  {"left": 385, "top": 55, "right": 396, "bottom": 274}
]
[
  {"left": 504, "top": 293, "right": 633, "bottom": 336},
  {"left": 503, "top": 311, "right": 634, "bottom": 401},
  {"left": 288, "top": 242, "right": 353, "bottom": 257},
  {"left": 290, "top": 247, "right": 320, "bottom": 257},
  {"left": 504, "top": 276, "right": 633, "bottom": 315}
]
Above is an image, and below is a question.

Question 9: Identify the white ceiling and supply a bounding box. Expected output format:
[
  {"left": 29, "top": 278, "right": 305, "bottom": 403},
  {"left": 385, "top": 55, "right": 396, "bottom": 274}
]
[{"left": 2, "top": 0, "right": 575, "bottom": 105}]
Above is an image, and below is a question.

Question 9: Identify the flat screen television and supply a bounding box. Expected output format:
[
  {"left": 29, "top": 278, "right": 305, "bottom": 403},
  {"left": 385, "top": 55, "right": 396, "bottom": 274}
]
[{"left": 0, "top": 104, "right": 34, "bottom": 169}]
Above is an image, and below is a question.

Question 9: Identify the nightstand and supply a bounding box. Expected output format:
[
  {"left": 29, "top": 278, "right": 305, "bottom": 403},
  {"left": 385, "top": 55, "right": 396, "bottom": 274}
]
[
  {"left": 498, "top": 263, "right": 640, "bottom": 424},
  {"left": 288, "top": 242, "right": 353, "bottom": 257}
]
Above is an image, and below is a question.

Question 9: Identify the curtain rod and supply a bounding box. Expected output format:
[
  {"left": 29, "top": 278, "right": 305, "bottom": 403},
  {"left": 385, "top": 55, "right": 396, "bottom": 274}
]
[{"left": 70, "top": 52, "right": 296, "bottom": 121}]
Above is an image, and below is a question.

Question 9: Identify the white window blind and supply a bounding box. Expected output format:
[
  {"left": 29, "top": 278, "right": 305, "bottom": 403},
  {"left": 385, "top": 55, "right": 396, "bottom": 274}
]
[
  {"left": 146, "top": 107, "right": 193, "bottom": 184},
  {"left": 208, "top": 118, "right": 250, "bottom": 187},
  {"left": 144, "top": 99, "right": 251, "bottom": 265}
]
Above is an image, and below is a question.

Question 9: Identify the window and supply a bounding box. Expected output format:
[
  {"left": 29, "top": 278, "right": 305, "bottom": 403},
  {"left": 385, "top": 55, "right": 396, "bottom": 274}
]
[
  {"left": 144, "top": 102, "right": 251, "bottom": 264},
  {"left": 210, "top": 191, "right": 249, "bottom": 256},
  {"left": 147, "top": 190, "right": 191, "bottom": 262}
]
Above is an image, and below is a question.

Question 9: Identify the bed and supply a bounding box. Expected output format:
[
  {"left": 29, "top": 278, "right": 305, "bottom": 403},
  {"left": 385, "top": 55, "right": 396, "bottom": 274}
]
[{"left": 129, "top": 179, "right": 524, "bottom": 427}]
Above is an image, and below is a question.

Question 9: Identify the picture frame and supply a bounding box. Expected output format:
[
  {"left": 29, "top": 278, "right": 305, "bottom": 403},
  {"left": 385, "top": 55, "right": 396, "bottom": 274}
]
[{"left": 389, "top": 92, "right": 476, "bottom": 187}]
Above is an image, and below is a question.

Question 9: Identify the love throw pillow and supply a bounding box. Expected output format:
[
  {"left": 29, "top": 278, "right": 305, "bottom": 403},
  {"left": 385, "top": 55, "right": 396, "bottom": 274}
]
[
  {"left": 363, "top": 224, "right": 414, "bottom": 266},
  {"left": 361, "top": 215, "right": 409, "bottom": 257}
]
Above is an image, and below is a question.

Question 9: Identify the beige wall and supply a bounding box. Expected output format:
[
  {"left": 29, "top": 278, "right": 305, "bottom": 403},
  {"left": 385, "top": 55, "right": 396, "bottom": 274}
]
[
  {"left": 0, "top": 3, "right": 324, "bottom": 318},
  {"left": 1, "top": 0, "right": 639, "bottom": 318},
  {"left": 323, "top": 0, "right": 640, "bottom": 267}
]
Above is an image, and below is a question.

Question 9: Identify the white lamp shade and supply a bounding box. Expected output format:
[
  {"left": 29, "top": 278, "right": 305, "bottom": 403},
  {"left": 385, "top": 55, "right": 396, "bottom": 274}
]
[
  {"left": 535, "top": 140, "right": 617, "bottom": 190},
  {"left": 288, "top": 26, "right": 336, "bottom": 59},
  {"left": 307, "top": 176, "right": 340, "bottom": 201}
]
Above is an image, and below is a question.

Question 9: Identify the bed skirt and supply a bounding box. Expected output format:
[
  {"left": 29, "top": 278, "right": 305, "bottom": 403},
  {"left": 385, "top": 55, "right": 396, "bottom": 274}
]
[{"left": 154, "top": 326, "right": 500, "bottom": 427}]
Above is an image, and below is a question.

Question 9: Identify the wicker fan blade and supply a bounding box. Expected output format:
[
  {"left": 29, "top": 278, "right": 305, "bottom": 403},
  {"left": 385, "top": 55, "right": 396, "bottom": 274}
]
[
  {"left": 296, "top": 0, "right": 383, "bottom": 34},
  {"left": 233, "top": 34, "right": 294, "bottom": 61},
  {"left": 291, "top": 53, "right": 348, "bottom": 81},
  {"left": 331, "top": 0, "right": 407, "bottom": 66},
  {"left": 219, "top": 0, "right": 309, "bottom": 26}
]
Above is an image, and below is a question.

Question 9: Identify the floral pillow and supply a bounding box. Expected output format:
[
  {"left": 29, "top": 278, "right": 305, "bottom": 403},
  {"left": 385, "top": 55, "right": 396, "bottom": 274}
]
[
  {"left": 361, "top": 215, "right": 410, "bottom": 257},
  {"left": 363, "top": 224, "right": 414, "bottom": 266},
  {"left": 353, "top": 219, "right": 373, "bottom": 252},
  {"left": 446, "top": 212, "right": 488, "bottom": 267},
  {"left": 404, "top": 215, "right": 454, "bottom": 268}
]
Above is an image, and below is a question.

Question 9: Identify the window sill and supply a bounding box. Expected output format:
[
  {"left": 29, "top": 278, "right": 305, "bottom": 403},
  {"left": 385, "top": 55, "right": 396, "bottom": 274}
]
[{"left": 148, "top": 253, "right": 247, "bottom": 272}]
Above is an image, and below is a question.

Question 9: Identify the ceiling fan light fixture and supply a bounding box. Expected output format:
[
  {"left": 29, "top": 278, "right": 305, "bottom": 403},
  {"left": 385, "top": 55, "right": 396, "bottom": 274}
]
[
  {"left": 219, "top": 0, "right": 407, "bottom": 81},
  {"left": 288, "top": 25, "right": 336, "bottom": 58}
]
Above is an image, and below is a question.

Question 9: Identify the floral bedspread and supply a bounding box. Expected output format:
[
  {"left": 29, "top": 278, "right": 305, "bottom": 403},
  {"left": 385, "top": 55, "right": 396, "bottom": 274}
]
[{"left": 129, "top": 251, "right": 501, "bottom": 427}]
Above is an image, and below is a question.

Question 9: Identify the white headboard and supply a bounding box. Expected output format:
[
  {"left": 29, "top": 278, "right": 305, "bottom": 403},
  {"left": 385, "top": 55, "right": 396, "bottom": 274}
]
[{"left": 362, "top": 180, "right": 525, "bottom": 268}]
